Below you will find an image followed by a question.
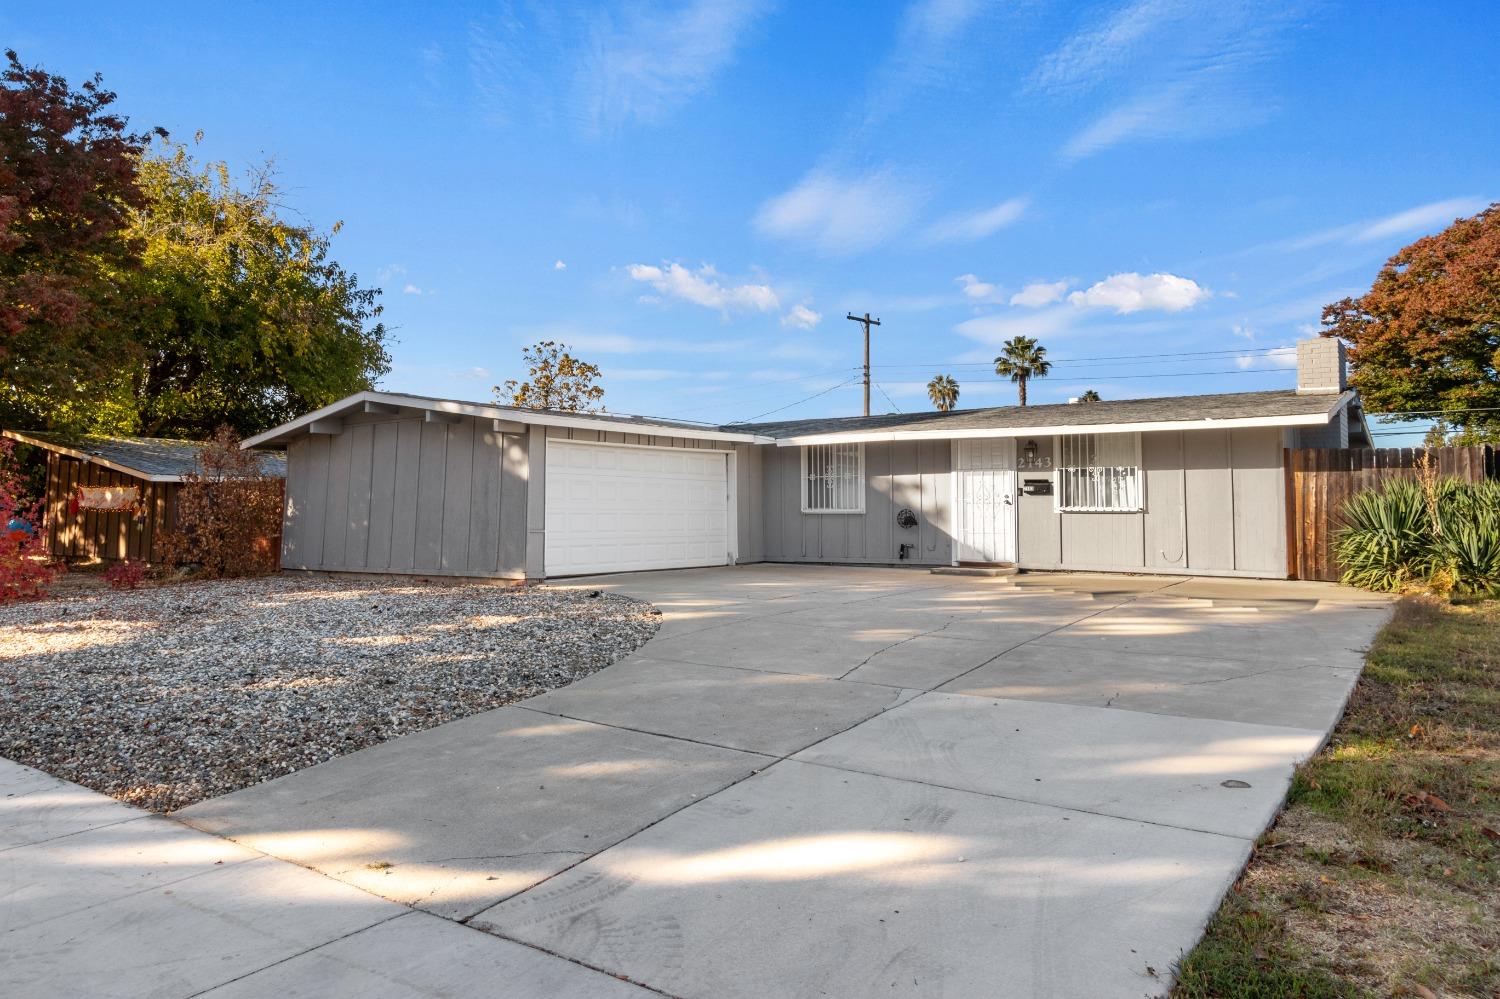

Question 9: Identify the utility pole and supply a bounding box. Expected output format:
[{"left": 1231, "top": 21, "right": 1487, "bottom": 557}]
[{"left": 845, "top": 311, "right": 881, "bottom": 416}]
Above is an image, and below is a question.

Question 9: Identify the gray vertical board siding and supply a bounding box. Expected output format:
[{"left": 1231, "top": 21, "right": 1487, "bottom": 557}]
[
  {"left": 414, "top": 420, "right": 449, "bottom": 570},
  {"left": 1016, "top": 435, "right": 1061, "bottom": 567},
  {"left": 1061, "top": 511, "right": 1144, "bottom": 568},
  {"left": 865, "top": 443, "right": 893, "bottom": 562},
  {"left": 919, "top": 440, "right": 952, "bottom": 562},
  {"left": 525, "top": 425, "right": 547, "bottom": 578},
  {"left": 467, "top": 427, "right": 504, "bottom": 574},
  {"left": 320, "top": 430, "right": 352, "bottom": 568},
  {"left": 300, "top": 434, "right": 331, "bottom": 568},
  {"left": 1229, "top": 427, "right": 1286, "bottom": 574},
  {"left": 759, "top": 440, "right": 953, "bottom": 565},
  {"left": 734, "top": 444, "right": 765, "bottom": 563},
  {"left": 280, "top": 414, "right": 525, "bottom": 579},
  {"left": 366, "top": 421, "right": 399, "bottom": 570},
  {"left": 1143, "top": 431, "right": 1189, "bottom": 570},
  {"left": 501, "top": 432, "right": 528, "bottom": 576},
  {"left": 440, "top": 419, "right": 475, "bottom": 571},
  {"left": 344, "top": 423, "right": 375, "bottom": 569},
  {"left": 281, "top": 436, "right": 311, "bottom": 567},
  {"left": 1182, "top": 429, "right": 1235, "bottom": 571},
  {"left": 389, "top": 420, "right": 423, "bottom": 571}
]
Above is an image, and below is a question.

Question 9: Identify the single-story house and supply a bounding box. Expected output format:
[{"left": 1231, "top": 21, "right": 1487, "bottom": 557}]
[
  {"left": 0, "top": 431, "right": 286, "bottom": 563},
  {"left": 242, "top": 338, "right": 1369, "bottom": 581}
]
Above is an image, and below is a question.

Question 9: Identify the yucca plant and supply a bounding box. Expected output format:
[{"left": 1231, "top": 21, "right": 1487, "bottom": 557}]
[
  {"left": 1335, "top": 481, "right": 1435, "bottom": 591},
  {"left": 1336, "top": 477, "right": 1500, "bottom": 594}
]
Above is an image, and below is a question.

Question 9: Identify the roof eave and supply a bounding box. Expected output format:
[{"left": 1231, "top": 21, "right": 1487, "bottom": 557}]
[
  {"left": 240, "top": 391, "right": 775, "bottom": 448},
  {"left": 769, "top": 398, "right": 1351, "bottom": 446}
]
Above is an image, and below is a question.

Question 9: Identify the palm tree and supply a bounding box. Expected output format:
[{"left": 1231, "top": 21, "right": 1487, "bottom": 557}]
[
  {"left": 993, "top": 335, "right": 1052, "bottom": 406},
  {"left": 927, "top": 374, "right": 960, "bottom": 412},
  {"left": 1077, "top": 389, "right": 1101, "bottom": 402}
]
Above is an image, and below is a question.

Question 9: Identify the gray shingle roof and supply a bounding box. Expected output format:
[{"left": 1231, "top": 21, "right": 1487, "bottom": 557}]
[
  {"left": 3, "top": 432, "right": 286, "bottom": 480},
  {"left": 726, "top": 389, "right": 1343, "bottom": 438}
]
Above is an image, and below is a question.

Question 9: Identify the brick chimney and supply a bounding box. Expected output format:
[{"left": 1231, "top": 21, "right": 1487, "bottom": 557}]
[{"left": 1296, "top": 338, "right": 1347, "bottom": 395}]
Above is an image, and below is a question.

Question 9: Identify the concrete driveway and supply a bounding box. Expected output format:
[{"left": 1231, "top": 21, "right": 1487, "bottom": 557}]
[{"left": 3, "top": 566, "right": 1391, "bottom": 998}]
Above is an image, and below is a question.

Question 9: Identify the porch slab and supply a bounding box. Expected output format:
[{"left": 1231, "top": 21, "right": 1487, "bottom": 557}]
[{"left": 473, "top": 760, "right": 1250, "bottom": 999}]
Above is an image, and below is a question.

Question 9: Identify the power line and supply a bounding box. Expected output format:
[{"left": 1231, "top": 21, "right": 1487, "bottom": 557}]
[
  {"left": 874, "top": 381, "right": 902, "bottom": 413},
  {"left": 734, "top": 377, "right": 860, "bottom": 424}
]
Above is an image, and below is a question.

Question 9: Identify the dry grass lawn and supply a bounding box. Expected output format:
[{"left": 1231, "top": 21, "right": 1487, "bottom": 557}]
[{"left": 1173, "top": 596, "right": 1499, "bottom": 998}]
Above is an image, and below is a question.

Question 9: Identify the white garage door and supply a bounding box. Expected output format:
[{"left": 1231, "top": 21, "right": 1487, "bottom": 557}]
[{"left": 544, "top": 442, "right": 731, "bottom": 576}]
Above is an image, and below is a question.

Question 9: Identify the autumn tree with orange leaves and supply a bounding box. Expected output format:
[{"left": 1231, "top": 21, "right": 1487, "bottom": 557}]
[{"left": 1322, "top": 204, "right": 1500, "bottom": 442}]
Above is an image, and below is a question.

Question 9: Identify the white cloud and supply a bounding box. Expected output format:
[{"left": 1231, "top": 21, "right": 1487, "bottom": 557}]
[
  {"left": 1009, "top": 280, "right": 1071, "bottom": 308},
  {"left": 456, "top": 366, "right": 490, "bottom": 381},
  {"left": 955, "top": 305, "right": 1080, "bottom": 345},
  {"left": 626, "top": 262, "right": 779, "bottom": 313},
  {"left": 553, "top": 259, "right": 567, "bottom": 270},
  {"left": 924, "top": 196, "right": 1029, "bottom": 243},
  {"left": 564, "top": 332, "right": 751, "bottom": 355},
  {"left": 1044, "top": 1, "right": 1302, "bottom": 161},
  {"left": 1232, "top": 322, "right": 1255, "bottom": 340},
  {"left": 1287, "top": 197, "right": 1489, "bottom": 250},
  {"left": 377, "top": 263, "right": 406, "bottom": 283},
  {"left": 1031, "top": 0, "right": 1196, "bottom": 93},
  {"left": 956, "top": 274, "right": 999, "bottom": 301},
  {"left": 576, "top": 0, "right": 771, "bottom": 131},
  {"left": 1067, "top": 272, "right": 1210, "bottom": 313},
  {"left": 402, "top": 283, "right": 423, "bottom": 295},
  {"left": 781, "top": 304, "right": 822, "bottom": 330},
  {"left": 754, "top": 168, "right": 925, "bottom": 255}
]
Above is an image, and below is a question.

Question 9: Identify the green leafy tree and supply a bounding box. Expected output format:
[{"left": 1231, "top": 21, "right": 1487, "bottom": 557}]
[
  {"left": 1322, "top": 203, "right": 1500, "bottom": 441},
  {"left": 993, "top": 335, "right": 1052, "bottom": 406},
  {"left": 927, "top": 374, "right": 959, "bottom": 412},
  {"left": 112, "top": 139, "right": 390, "bottom": 437},
  {"left": 0, "top": 50, "right": 162, "bottom": 431},
  {"left": 498, "top": 341, "right": 605, "bottom": 412},
  {"left": 1077, "top": 389, "right": 1102, "bottom": 402}
]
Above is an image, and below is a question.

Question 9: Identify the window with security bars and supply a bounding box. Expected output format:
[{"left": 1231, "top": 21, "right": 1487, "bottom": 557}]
[
  {"left": 801, "top": 443, "right": 865, "bottom": 513},
  {"left": 1056, "top": 433, "right": 1143, "bottom": 512}
]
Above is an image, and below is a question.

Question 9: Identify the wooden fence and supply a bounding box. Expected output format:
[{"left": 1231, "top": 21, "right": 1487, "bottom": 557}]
[{"left": 1285, "top": 445, "right": 1498, "bottom": 581}]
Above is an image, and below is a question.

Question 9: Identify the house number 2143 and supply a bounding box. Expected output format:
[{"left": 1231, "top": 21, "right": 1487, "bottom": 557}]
[{"left": 1017, "top": 456, "right": 1053, "bottom": 469}]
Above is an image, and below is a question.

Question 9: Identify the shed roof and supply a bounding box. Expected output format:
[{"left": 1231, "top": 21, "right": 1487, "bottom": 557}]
[{"left": 2, "top": 431, "right": 286, "bottom": 482}]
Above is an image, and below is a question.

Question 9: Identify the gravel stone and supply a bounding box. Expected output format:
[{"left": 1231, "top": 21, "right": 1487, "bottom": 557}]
[{"left": 0, "top": 576, "right": 659, "bottom": 812}]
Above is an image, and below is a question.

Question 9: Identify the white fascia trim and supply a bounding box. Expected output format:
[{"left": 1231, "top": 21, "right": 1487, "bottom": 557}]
[
  {"left": 772, "top": 398, "right": 1352, "bottom": 447},
  {"left": 1, "top": 430, "right": 182, "bottom": 482},
  {"left": 241, "top": 391, "right": 773, "bottom": 448}
]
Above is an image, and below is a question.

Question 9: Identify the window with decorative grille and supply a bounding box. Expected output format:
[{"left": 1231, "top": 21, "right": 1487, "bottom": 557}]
[
  {"left": 1055, "top": 433, "right": 1143, "bottom": 512},
  {"left": 801, "top": 443, "right": 865, "bottom": 513}
]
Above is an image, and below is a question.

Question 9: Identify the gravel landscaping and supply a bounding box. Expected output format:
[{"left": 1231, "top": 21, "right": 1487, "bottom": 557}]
[{"left": 0, "top": 576, "right": 660, "bottom": 811}]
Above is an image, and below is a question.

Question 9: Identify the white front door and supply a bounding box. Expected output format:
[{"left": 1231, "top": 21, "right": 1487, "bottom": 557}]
[
  {"left": 954, "top": 439, "right": 1017, "bottom": 563},
  {"left": 544, "top": 441, "right": 732, "bottom": 576}
]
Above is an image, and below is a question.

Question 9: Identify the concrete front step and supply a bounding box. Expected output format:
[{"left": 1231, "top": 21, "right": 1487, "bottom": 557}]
[{"left": 930, "top": 565, "right": 1019, "bottom": 578}]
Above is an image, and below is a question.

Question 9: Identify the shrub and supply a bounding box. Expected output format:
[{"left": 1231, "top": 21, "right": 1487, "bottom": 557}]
[
  {"left": 156, "top": 426, "right": 283, "bottom": 578},
  {"left": 0, "top": 438, "right": 57, "bottom": 602},
  {"left": 102, "top": 559, "right": 148, "bottom": 590},
  {"left": 1335, "top": 476, "right": 1500, "bottom": 594}
]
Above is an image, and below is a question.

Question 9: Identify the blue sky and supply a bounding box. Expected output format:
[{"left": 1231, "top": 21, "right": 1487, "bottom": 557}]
[{"left": 10, "top": 1, "right": 1498, "bottom": 436}]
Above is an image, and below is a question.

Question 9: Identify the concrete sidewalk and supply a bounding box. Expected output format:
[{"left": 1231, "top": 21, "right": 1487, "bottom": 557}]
[{"left": 4, "top": 566, "right": 1391, "bottom": 997}]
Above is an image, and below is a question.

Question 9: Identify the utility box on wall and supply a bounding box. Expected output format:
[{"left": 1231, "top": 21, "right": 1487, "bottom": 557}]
[{"left": 1021, "top": 478, "right": 1053, "bottom": 496}]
